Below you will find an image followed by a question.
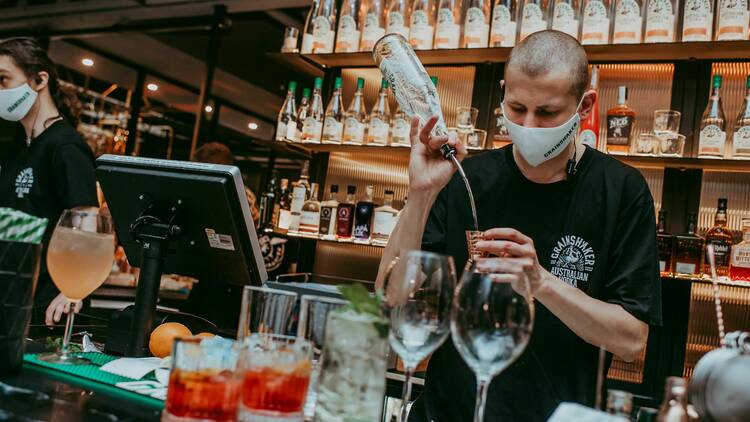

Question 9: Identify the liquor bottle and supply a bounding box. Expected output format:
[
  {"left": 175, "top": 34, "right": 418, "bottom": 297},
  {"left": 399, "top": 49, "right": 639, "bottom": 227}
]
[
  {"left": 301, "top": 0, "right": 320, "bottom": 53},
  {"left": 343, "top": 77, "right": 368, "bottom": 145},
  {"left": 490, "top": 0, "right": 519, "bottom": 46},
  {"left": 258, "top": 170, "right": 278, "bottom": 232},
  {"left": 702, "top": 198, "right": 734, "bottom": 278},
  {"left": 299, "top": 182, "right": 321, "bottom": 235},
  {"left": 372, "top": 189, "right": 399, "bottom": 245},
  {"left": 368, "top": 78, "right": 391, "bottom": 145},
  {"left": 302, "top": 77, "right": 324, "bottom": 144},
  {"left": 336, "top": 185, "right": 357, "bottom": 240},
  {"left": 551, "top": 0, "right": 581, "bottom": 39},
  {"left": 276, "top": 81, "right": 297, "bottom": 142},
  {"left": 519, "top": 0, "right": 550, "bottom": 40},
  {"left": 312, "top": 0, "right": 337, "bottom": 53},
  {"left": 729, "top": 218, "right": 750, "bottom": 281},
  {"left": 579, "top": 65, "right": 599, "bottom": 149},
  {"left": 681, "top": 0, "right": 713, "bottom": 41},
  {"left": 464, "top": 0, "right": 492, "bottom": 47},
  {"left": 715, "top": 0, "right": 750, "bottom": 40},
  {"left": 410, "top": 0, "right": 436, "bottom": 49},
  {"left": 606, "top": 390, "right": 633, "bottom": 420},
  {"left": 657, "top": 209, "right": 675, "bottom": 275},
  {"left": 295, "top": 88, "right": 311, "bottom": 143},
  {"left": 644, "top": 0, "right": 677, "bottom": 42},
  {"left": 360, "top": 0, "right": 387, "bottom": 51},
  {"left": 387, "top": 0, "right": 411, "bottom": 38},
  {"left": 320, "top": 184, "right": 340, "bottom": 240},
  {"left": 336, "top": 0, "right": 361, "bottom": 52},
  {"left": 606, "top": 86, "right": 636, "bottom": 155},
  {"left": 657, "top": 377, "right": 689, "bottom": 422},
  {"left": 274, "top": 178, "right": 292, "bottom": 230},
  {"left": 322, "top": 77, "right": 345, "bottom": 145},
  {"left": 434, "top": 0, "right": 462, "bottom": 49},
  {"left": 581, "top": 0, "right": 612, "bottom": 44},
  {"left": 353, "top": 185, "right": 376, "bottom": 243},
  {"left": 612, "top": 0, "right": 644, "bottom": 44},
  {"left": 391, "top": 103, "right": 412, "bottom": 146},
  {"left": 732, "top": 75, "right": 750, "bottom": 159},
  {"left": 289, "top": 161, "right": 311, "bottom": 233},
  {"left": 674, "top": 213, "right": 704, "bottom": 276},
  {"left": 698, "top": 74, "right": 727, "bottom": 158}
]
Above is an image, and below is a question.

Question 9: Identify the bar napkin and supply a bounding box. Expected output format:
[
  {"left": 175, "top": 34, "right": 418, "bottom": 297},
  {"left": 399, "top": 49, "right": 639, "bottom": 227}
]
[{"left": 0, "top": 208, "right": 47, "bottom": 244}]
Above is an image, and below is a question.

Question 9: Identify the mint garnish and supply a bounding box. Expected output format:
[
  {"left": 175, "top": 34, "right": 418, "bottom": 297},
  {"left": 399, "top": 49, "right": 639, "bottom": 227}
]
[{"left": 337, "top": 283, "right": 389, "bottom": 338}]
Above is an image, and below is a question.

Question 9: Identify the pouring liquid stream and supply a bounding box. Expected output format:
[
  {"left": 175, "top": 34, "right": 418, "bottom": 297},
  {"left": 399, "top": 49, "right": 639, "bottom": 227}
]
[{"left": 448, "top": 153, "right": 479, "bottom": 232}]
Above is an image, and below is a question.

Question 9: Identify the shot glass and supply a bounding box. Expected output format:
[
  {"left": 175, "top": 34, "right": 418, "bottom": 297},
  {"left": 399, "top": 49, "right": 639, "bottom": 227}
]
[
  {"left": 467, "top": 129, "right": 487, "bottom": 150},
  {"left": 282, "top": 27, "right": 300, "bottom": 53},
  {"left": 237, "top": 286, "right": 299, "bottom": 341},
  {"left": 634, "top": 132, "right": 660, "bottom": 156},
  {"left": 456, "top": 107, "right": 479, "bottom": 132},
  {"left": 658, "top": 133, "right": 686, "bottom": 157},
  {"left": 466, "top": 230, "right": 490, "bottom": 261},
  {"left": 653, "top": 110, "right": 681, "bottom": 135}
]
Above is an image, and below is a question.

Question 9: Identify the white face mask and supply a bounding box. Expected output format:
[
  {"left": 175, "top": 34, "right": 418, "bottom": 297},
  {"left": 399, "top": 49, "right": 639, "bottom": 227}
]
[
  {"left": 502, "top": 97, "right": 584, "bottom": 167},
  {"left": 0, "top": 83, "right": 38, "bottom": 122}
]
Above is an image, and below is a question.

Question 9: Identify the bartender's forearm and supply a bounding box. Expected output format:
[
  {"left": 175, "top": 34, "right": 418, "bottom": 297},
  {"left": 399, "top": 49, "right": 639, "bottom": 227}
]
[
  {"left": 375, "top": 191, "right": 439, "bottom": 289},
  {"left": 536, "top": 272, "right": 649, "bottom": 362}
]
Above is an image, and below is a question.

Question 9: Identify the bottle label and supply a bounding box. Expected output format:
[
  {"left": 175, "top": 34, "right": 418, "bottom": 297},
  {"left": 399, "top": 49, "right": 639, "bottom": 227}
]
[
  {"left": 344, "top": 117, "right": 365, "bottom": 143},
  {"left": 731, "top": 245, "right": 750, "bottom": 268},
  {"left": 613, "top": 0, "right": 644, "bottom": 43},
  {"left": 708, "top": 239, "right": 732, "bottom": 267},
  {"left": 319, "top": 206, "right": 335, "bottom": 235},
  {"left": 435, "top": 8, "right": 461, "bottom": 48},
  {"left": 606, "top": 115, "right": 634, "bottom": 145},
  {"left": 464, "top": 7, "right": 490, "bottom": 48},
  {"left": 682, "top": 0, "right": 713, "bottom": 41},
  {"left": 369, "top": 117, "right": 390, "bottom": 144},
  {"left": 360, "top": 13, "right": 386, "bottom": 51},
  {"left": 276, "top": 121, "right": 287, "bottom": 141},
  {"left": 699, "top": 124, "right": 727, "bottom": 156},
  {"left": 675, "top": 262, "right": 696, "bottom": 274},
  {"left": 373, "top": 211, "right": 397, "bottom": 238},
  {"left": 387, "top": 11, "right": 410, "bottom": 38},
  {"left": 336, "top": 207, "right": 353, "bottom": 236},
  {"left": 286, "top": 120, "right": 297, "bottom": 142},
  {"left": 336, "top": 15, "right": 361, "bottom": 52},
  {"left": 392, "top": 118, "right": 411, "bottom": 144},
  {"left": 582, "top": 0, "right": 611, "bottom": 44},
  {"left": 290, "top": 186, "right": 307, "bottom": 213},
  {"left": 717, "top": 0, "right": 750, "bottom": 40},
  {"left": 302, "top": 117, "right": 322, "bottom": 142},
  {"left": 490, "top": 5, "right": 518, "bottom": 46},
  {"left": 278, "top": 209, "right": 292, "bottom": 230},
  {"left": 299, "top": 210, "right": 320, "bottom": 231},
  {"left": 312, "top": 16, "right": 335, "bottom": 53},
  {"left": 283, "top": 35, "right": 298, "bottom": 52},
  {"left": 301, "top": 33, "right": 314, "bottom": 54},
  {"left": 552, "top": 2, "right": 580, "bottom": 38},
  {"left": 410, "top": 10, "right": 435, "bottom": 49},
  {"left": 644, "top": 0, "right": 675, "bottom": 42},
  {"left": 520, "top": 3, "right": 548, "bottom": 40},
  {"left": 323, "top": 117, "right": 343, "bottom": 142},
  {"left": 733, "top": 125, "right": 750, "bottom": 155},
  {"left": 579, "top": 128, "right": 598, "bottom": 148}
]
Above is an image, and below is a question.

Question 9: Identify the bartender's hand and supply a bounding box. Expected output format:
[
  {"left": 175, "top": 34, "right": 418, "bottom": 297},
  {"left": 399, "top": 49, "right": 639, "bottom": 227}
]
[
  {"left": 45, "top": 293, "right": 82, "bottom": 326},
  {"left": 408, "top": 116, "right": 467, "bottom": 195},
  {"left": 475, "top": 228, "right": 551, "bottom": 296}
]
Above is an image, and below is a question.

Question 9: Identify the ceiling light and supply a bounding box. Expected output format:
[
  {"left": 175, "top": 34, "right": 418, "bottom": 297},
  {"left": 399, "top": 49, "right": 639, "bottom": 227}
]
[
  {"left": 204, "top": 105, "right": 214, "bottom": 113},
  {"left": 248, "top": 122, "right": 258, "bottom": 130},
  {"left": 146, "top": 83, "right": 159, "bottom": 92},
  {"left": 81, "top": 58, "right": 94, "bottom": 67}
]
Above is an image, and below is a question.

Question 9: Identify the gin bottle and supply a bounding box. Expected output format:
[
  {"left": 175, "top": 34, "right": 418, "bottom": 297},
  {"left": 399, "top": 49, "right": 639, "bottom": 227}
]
[
  {"left": 464, "top": 0, "right": 492, "bottom": 47},
  {"left": 551, "top": 0, "right": 581, "bottom": 39},
  {"left": 434, "top": 0, "right": 462, "bottom": 49},
  {"left": 519, "top": 0, "right": 550, "bottom": 41},
  {"left": 312, "top": 0, "right": 337, "bottom": 53},
  {"left": 322, "top": 77, "right": 345, "bottom": 144},
  {"left": 368, "top": 78, "right": 392, "bottom": 145},
  {"left": 391, "top": 103, "right": 412, "bottom": 146},
  {"left": 681, "top": 0, "right": 713, "bottom": 41},
  {"left": 410, "top": 0, "right": 436, "bottom": 49},
  {"left": 294, "top": 88, "right": 311, "bottom": 143},
  {"left": 343, "top": 77, "right": 368, "bottom": 145},
  {"left": 276, "top": 81, "right": 297, "bottom": 142},
  {"left": 644, "top": 0, "right": 677, "bottom": 42},
  {"left": 581, "top": 0, "right": 612, "bottom": 44},
  {"left": 698, "top": 74, "right": 727, "bottom": 158},
  {"left": 732, "top": 75, "right": 750, "bottom": 159},
  {"left": 301, "top": 0, "right": 320, "bottom": 54},
  {"left": 386, "top": 0, "right": 411, "bottom": 38},
  {"left": 360, "top": 0, "right": 387, "bottom": 51},
  {"left": 490, "top": 0, "right": 519, "bottom": 46},
  {"left": 612, "top": 0, "right": 644, "bottom": 44},
  {"left": 715, "top": 0, "right": 750, "bottom": 40},
  {"left": 301, "top": 77, "right": 324, "bottom": 144},
  {"left": 336, "top": 0, "right": 361, "bottom": 52}
]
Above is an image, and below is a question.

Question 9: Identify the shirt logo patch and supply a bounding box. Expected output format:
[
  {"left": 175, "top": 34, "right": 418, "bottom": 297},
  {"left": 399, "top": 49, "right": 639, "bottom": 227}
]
[
  {"left": 15, "top": 167, "right": 34, "bottom": 199},
  {"left": 549, "top": 234, "right": 596, "bottom": 288}
]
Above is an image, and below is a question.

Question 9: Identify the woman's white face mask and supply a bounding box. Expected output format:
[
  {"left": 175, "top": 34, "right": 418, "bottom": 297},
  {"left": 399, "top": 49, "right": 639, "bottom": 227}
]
[
  {"left": 0, "top": 82, "right": 38, "bottom": 122},
  {"left": 502, "top": 96, "right": 585, "bottom": 167}
]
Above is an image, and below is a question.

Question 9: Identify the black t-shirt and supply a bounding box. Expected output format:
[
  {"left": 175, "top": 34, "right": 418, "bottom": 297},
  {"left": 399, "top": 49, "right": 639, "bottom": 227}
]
[
  {"left": 415, "top": 145, "right": 662, "bottom": 422},
  {"left": 0, "top": 119, "right": 98, "bottom": 307}
]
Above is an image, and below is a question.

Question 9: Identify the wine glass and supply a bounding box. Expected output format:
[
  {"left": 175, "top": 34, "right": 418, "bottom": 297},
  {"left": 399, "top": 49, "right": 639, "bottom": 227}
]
[
  {"left": 451, "top": 260, "right": 535, "bottom": 422},
  {"left": 382, "top": 250, "right": 456, "bottom": 422},
  {"left": 39, "top": 208, "right": 115, "bottom": 364}
]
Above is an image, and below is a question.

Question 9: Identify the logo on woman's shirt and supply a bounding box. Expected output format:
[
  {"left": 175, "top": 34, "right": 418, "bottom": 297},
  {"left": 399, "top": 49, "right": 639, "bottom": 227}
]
[
  {"left": 549, "top": 234, "right": 596, "bottom": 288},
  {"left": 15, "top": 167, "right": 33, "bottom": 198}
]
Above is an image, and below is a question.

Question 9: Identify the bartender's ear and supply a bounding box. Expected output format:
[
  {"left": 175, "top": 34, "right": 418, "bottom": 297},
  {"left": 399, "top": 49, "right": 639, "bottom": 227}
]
[
  {"left": 578, "top": 90, "right": 597, "bottom": 120},
  {"left": 31, "top": 71, "right": 49, "bottom": 91}
]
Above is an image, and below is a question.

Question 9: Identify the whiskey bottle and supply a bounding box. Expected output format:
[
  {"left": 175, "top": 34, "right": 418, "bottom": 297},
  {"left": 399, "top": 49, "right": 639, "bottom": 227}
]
[
  {"left": 336, "top": 0, "right": 361, "bottom": 52},
  {"left": 368, "top": 78, "right": 391, "bottom": 146},
  {"left": 372, "top": 190, "right": 399, "bottom": 245},
  {"left": 490, "top": 0, "right": 519, "bottom": 47},
  {"left": 657, "top": 209, "right": 674, "bottom": 275},
  {"left": 674, "top": 213, "right": 704, "bottom": 276},
  {"left": 336, "top": 185, "right": 357, "bottom": 241},
  {"left": 343, "top": 78, "right": 367, "bottom": 145},
  {"left": 289, "top": 161, "right": 311, "bottom": 233},
  {"left": 606, "top": 86, "right": 636, "bottom": 155},
  {"left": 612, "top": 0, "right": 644, "bottom": 44},
  {"left": 322, "top": 77, "right": 345, "bottom": 145},
  {"left": 258, "top": 170, "right": 278, "bottom": 232},
  {"left": 731, "top": 75, "right": 750, "bottom": 159},
  {"left": 274, "top": 178, "right": 292, "bottom": 230},
  {"left": 698, "top": 74, "right": 727, "bottom": 158},
  {"left": 579, "top": 65, "right": 599, "bottom": 149},
  {"left": 319, "top": 184, "right": 340, "bottom": 240},
  {"left": 276, "top": 81, "right": 297, "bottom": 142},
  {"left": 434, "top": 0, "right": 461, "bottom": 49},
  {"left": 729, "top": 218, "right": 750, "bottom": 281},
  {"left": 301, "top": 77, "right": 324, "bottom": 144},
  {"left": 409, "top": 0, "right": 436, "bottom": 50},
  {"left": 294, "top": 88, "right": 311, "bottom": 143},
  {"left": 353, "top": 185, "right": 376, "bottom": 243},
  {"left": 360, "top": 0, "right": 387, "bottom": 51},
  {"left": 299, "top": 183, "right": 321, "bottom": 235},
  {"left": 702, "top": 198, "right": 734, "bottom": 278}
]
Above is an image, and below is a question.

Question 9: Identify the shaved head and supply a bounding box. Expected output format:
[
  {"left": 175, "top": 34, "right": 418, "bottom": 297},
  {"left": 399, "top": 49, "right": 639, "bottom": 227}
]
[{"left": 507, "top": 30, "right": 589, "bottom": 99}]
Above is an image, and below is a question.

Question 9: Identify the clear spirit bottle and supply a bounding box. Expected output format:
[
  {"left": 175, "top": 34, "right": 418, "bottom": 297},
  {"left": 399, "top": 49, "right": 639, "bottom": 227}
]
[
  {"left": 612, "top": 0, "right": 644, "bottom": 44},
  {"left": 386, "top": 0, "right": 411, "bottom": 38},
  {"left": 657, "top": 209, "right": 675, "bottom": 274},
  {"left": 551, "top": 0, "right": 581, "bottom": 39},
  {"left": 294, "top": 88, "right": 311, "bottom": 143},
  {"left": 299, "top": 182, "right": 321, "bottom": 235},
  {"left": 353, "top": 185, "right": 376, "bottom": 243},
  {"left": 289, "top": 161, "right": 311, "bottom": 233},
  {"left": 581, "top": 0, "right": 612, "bottom": 44},
  {"left": 644, "top": 0, "right": 677, "bottom": 42},
  {"left": 729, "top": 218, "right": 750, "bottom": 281},
  {"left": 368, "top": 78, "right": 392, "bottom": 145},
  {"left": 312, "top": 0, "right": 337, "bottom": 53},
  {"left": 360, "top": 0, "right": 387, "bottom": 51},
  {"left": 410, "top": 0, "right": 436, "bottom": 49},
  {"left": 336, "top": 0, "right": 361, "bottom": 52},
  {"left": 343, "top": 78, "right": 367, "bottom": 145},
  {"left": 301, "top": 0, "right": 320, "bottom": 54},
  {"left": 519, "top": 0, "right": 550, "bottom": 41},
  {"left": 579, "top": 65, "right": 599, "bottom": 149},
  {"left": 391, "top": 104, "right": 411, "bottom": 146},
  {"left": 657, "top": 377, "right": 689, "bottom": 422},
  {"left": 274, "top": 178, "right": 292, "bottom": 230},
  {"left": 302, "top": 77, "right": 324, "bottom": 144},
  {"left": 319, "top": 184, "right": 340, "bottom": 240},
  {"left": 336, "top": 185, "right": 357, "bottom": 241},
  {"left": 490, "top": 0, "right": 519, "bottom": 46},
  {"left": 674, "top": 213, "right": 704, "bottom": 276},
  {"left": 258, "top": 170, "right": 278, "bottom": 232},
  {"left": 463, "top": 0, "right": 492, "bottom": 48},
  {"left": 698, "top": 74, "right": 727, "bottom": 158},
  {"left": 681, "top": 0, "right": 713, "bottom": 41},
  {"left": 276, "top": 81, "right": 297, "bottom": 142},
  {"left": 732, "top": 75, "right": 750, "bottom": 159},
  {"left": 702, "top": 198, "right": 734, "bottom": 278},
  {"left": 372, "top": 190, "right": 399, "bottom": 245},
  {"left": 606, "top": 86, "right": 636, "bottom": 155},
  {"left": 715, "top": 0, "right": 750, "bottom": 40},
  {"left": 435, "top": 0, "right": 462, "bottom": 49},
  {"left": 322, "top": 77, "right": 345, "bottom": 145}
]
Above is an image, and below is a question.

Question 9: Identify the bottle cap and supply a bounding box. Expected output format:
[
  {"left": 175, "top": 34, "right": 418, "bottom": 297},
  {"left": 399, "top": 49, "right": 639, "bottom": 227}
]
[
  {"left": 334, "top": 77, "right": 342, "bottom": 89},
  {"left": 330, "top": 184, "right": 339, "bottom": 193},
  {"left": 713, "top": 74, "right": 722, "bottom": 89},
  {"left": 347, "top": 185, "right": 357, "bottom": 194},
  {"left": 314, "top": 77, "right": 323, "bottom": 89},
  {"left": 381, "top": 78, "right": 389, "bottom": 89},
  {"left": 302, "top": 88, "right": 311, "bottom": 99},
  {"left": 718, "top": 198, "right": 728, "bottom": 210},
  {"left": 618, "top": 86, "right": 628, "bottom": 102},
  {"left": 431, "top": 76, "right": 438, "bottom": 87},
  {"left": 288, "top": 81, "right": 297, "bottom": 92},
  {"left": 356, "top": 77, "right": 365, "bottom": 89},
  {"left": 746, "top": 75, "right": 750, "bottom": 89}
]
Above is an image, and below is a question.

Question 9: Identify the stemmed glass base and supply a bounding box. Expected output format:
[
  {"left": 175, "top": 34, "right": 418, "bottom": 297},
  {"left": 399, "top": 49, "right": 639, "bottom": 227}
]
[{"left": 37, "top": 302, "right": 87, "bottom": 365}]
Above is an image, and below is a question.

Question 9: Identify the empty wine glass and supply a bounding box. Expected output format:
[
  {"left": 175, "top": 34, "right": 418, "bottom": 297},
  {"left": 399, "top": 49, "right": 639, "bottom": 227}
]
[
  {"left": 451, "top": 260, "right": 535, "bottom": 422},
  {"left": 382, "top": 250, "right": 456, "bottom": 422}
]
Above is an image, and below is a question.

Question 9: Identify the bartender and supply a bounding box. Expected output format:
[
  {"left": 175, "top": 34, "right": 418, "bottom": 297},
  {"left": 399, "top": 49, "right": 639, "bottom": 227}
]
[
  {"left": 377, "top": 30, "right": 661, "bottom": 421},
  {"left": 0, "top": 38, "right": 98, "bottom": 324}
]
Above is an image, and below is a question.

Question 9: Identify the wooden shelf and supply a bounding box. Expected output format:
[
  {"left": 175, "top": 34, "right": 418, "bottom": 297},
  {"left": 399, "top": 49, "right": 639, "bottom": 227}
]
[
  {"left": 270, "top": 41, "right": 750, "bottom": 71},
  {"left": 666, "top": 273, "right": 750, "bottom": 288},
  {"left": 270, "top": 228, "right": 386, "bottom": 249}
]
